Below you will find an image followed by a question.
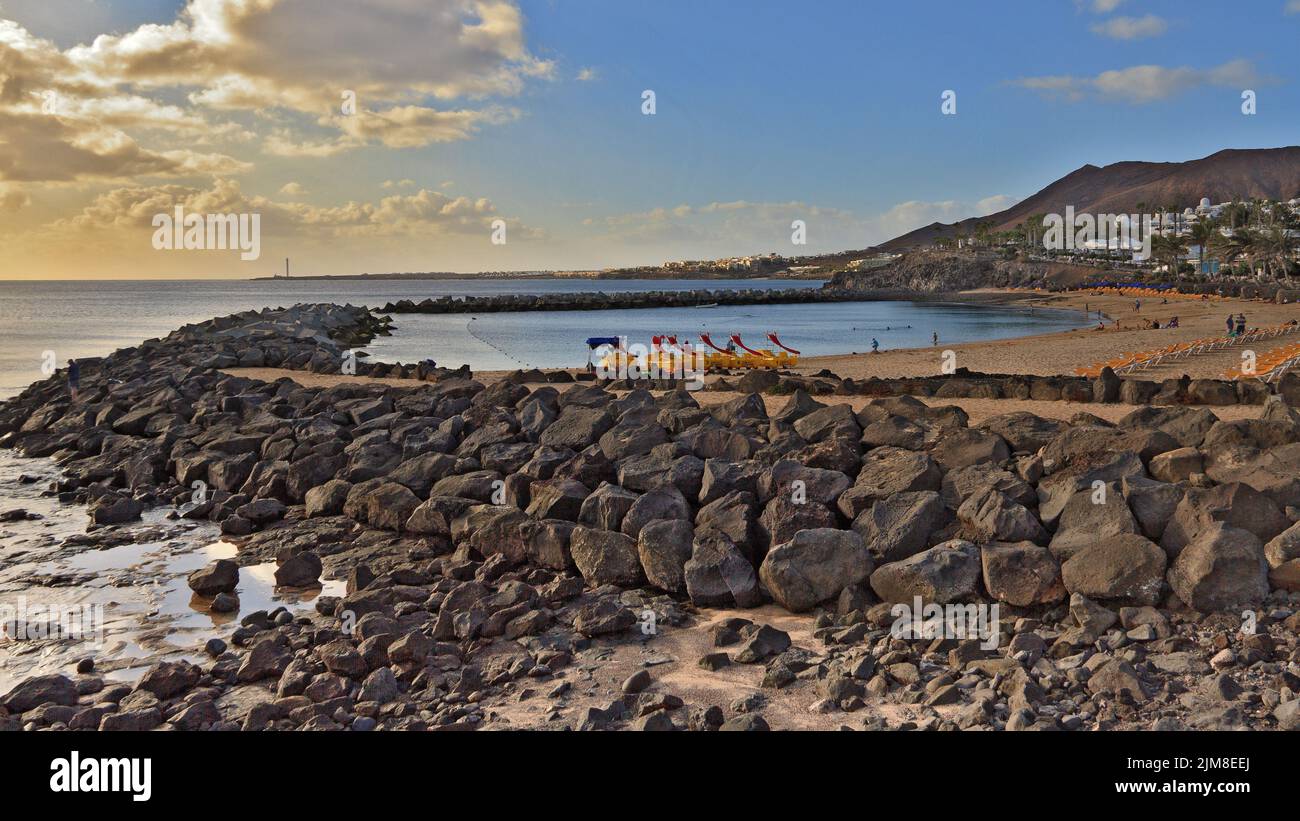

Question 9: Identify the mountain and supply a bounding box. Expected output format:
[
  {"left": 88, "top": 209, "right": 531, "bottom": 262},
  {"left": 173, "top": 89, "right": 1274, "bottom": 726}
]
[{"left": 878, "top": 146, "right": 1300, "bottom": 250}]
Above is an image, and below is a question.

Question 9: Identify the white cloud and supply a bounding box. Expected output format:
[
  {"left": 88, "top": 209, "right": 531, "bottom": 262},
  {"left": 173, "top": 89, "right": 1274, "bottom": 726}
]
[
  {"left": 278, "top": 182, "right": 306, "bottom": 197},
  {"left": 1014, "top": 59, "right": 1265, "bottom": 103},
  {"left": 576, "top": 67, "right": 598, "bottom": 82},
  {"left": 45, "top": 178, "right": 539, "bottom": 241},
  {"left": 1287, "top": 0, "right": 1300, "bottom": 14},
  {"left": 0, "top": 0, "right": 552, "bottom": 188},
  {"left": 1090, "top": 14, "right": 1168, "bottom": 40}
]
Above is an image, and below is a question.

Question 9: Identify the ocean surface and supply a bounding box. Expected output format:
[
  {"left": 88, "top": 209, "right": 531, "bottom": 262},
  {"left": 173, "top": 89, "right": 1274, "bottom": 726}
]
[{"left": 0, "top": 278, "right": 1089, "bottom": 398}]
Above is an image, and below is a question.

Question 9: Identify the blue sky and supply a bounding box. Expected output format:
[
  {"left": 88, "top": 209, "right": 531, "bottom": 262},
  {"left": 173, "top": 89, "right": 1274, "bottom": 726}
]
[{"left": 1, "top": 0, "right": 1298, "bottom": 277}]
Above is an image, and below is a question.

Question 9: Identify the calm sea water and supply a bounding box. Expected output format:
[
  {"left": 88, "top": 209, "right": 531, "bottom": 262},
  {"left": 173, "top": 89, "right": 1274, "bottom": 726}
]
[{"left": 0, "top": 278, "right": 1088, "bottom": 397}]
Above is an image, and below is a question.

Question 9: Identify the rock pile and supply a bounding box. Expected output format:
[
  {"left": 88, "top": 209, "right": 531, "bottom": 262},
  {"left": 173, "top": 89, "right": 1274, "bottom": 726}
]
[
  {"left": 4, "top": 302, "right": 1300, "bottom": 731},
  {"left": 380, "top": 287, "right": 857, "bottom": 315}
]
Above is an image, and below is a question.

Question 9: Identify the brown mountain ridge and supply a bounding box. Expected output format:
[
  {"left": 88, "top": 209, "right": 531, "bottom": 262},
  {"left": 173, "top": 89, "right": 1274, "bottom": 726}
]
[{"left": 878, "top": 146, "right": 1300, "bottom": 251}]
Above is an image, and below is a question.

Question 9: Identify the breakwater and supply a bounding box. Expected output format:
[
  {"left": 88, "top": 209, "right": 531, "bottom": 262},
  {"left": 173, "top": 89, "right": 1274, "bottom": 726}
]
[{"left": 379, "top": 287, "right": 863, "bottom": 314}]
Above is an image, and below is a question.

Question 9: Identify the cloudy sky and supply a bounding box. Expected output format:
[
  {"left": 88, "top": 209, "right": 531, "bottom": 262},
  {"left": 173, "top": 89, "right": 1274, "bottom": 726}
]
[{"left": 1, "top": 0, "right": 1298, "bottom": 279}]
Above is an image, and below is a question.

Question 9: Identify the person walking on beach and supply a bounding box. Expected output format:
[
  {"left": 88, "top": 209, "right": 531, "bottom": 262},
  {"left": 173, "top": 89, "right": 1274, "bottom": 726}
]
[
  {"left": 931, "top": 331, "right": 938, "bottom": 346},
  {"left": 1235, "top": 314, "right": 1246, "bottom": 336},
  {"left": 1226, "top": 314, "right": 1235, "bottom": 336},
  {"left": 871, "top": 338, "right": 879, "bottom": 354},
  {"left": 67, "top": 359, "right": 80, "bottom": 402},
  {"left": 1134, "top": 298, "right": 1141, "bottom": 313}
]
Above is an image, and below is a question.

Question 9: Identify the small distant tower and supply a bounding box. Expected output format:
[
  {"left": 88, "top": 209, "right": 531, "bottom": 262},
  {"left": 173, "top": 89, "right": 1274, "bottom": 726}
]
[{"left": 285, "top": 257, "right": 290, "bottom": 279}]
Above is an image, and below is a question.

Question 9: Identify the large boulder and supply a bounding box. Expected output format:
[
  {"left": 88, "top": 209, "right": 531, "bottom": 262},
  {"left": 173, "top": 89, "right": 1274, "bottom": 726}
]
[
  {"left": 539, "top": 406, "right": 616, "bottom": 450},
  {"left": 792, "top": 404, "right": 861, "bottom": 443},
  {"left": 977, "top": 412, "right": 1065, "bottom": 453},
  {"left": 452, "top": 505, "right": 531, "bottom": 565},
  {"left": 1264, "top": 521, "right": 1300, "bottom": 591},
  {"left": 698, "top": 458, "right": 763, "bottom": 505},
  {"left": 1059, "top": 533, "right": 1166, "bottom": 605},
  {"left": 304, "top": 479, "right": 351, "bottom": 517},
  {"left": 404, "top": 499, "right": 451, "bottom": 536},
  {"left": 1167, "top": 523, "right": 1268, "bottom": 612},
  {"left": 696, "top": 491, "right": 763, "bottom": 562},
  {"left": 758, "top": 459, "right": 851, "bottom": 505},
  {"left": 2, "top": 674, "right": 79, "bottom": 712},
  {"left": 637, "top": 519, "right": 694, "bottom": 594},
  {"left": 941, "top": 463, "right": 1035, "bottom": 511},
  {"left": 868, "top": 540, "right": 980, "bottom": 604},
  {"left": 387, "top": 452, "right": 457, "bottom": 498},
  {"left": 957, "top": 487, "right": 1046, "bottom": 544},
  {"left": 599, "top": 421, "right": 669, "bottom": 461},
  {"left": 980, "top": 542, "right": 1065, "bottom": 606},
  {"left": 1159, "top": 482, "right": 1289, "bottom": 558},
  {"left": 525, "top": 478, "right": 589, "bottom": 521},
  {"left": 860, "top": 414, "right": 926, "bottom": 450},
  {"left": 851, "top": 490, "right": 946, "bottom": 563},
  {"left": 931, "top": 428, "right": 1009, "bottom": 470},
  {"left": 1202, "top": 441, "right": 1300, "bottom": 510},
  {"left": 1121, "top": 475, "right": 1184, "bottom": 540},
  {"left": 846, "top": 447, "right": 941, "bottom": 514},
  {"left": 1118, "top": 406, "right": 1218, "bottom": 448},
  {"left": 1047, "top": 484, "right": 1139, "bottom": 561},
  {"left": 570, "top": 527, "right": 643, "bottom": 587},
  {"left": 90, "top": 494, "right": 143, "bottom": 525},
  {"left": 684, "top": 531, "right": 761, "bottom": 607},
  {"left": 275, "top": 551, "right": 323, "bottom": 587},
  {"left": 758, "top": 496, "right": 838, "bottom": 553},
  {"left": 1148, "top": 447, "right": 1203, "bottom": 483},
  {"left": 364, "top": 482, "right": 421, "bottom": 532},
  {"left": 429, "top": 470, "right": 502, "bottom": 503},
  {"left": 759, "top": 528, "right": 872, "bottom": 612},
  {"left": 578, "top": 482, "right": 640, "bottom": 531},
  {"left": 620, "top": 485, "right": 691, "bottom": 539},
  {"left": 187, "top": 559, "right": 239, "bottom": 596}
]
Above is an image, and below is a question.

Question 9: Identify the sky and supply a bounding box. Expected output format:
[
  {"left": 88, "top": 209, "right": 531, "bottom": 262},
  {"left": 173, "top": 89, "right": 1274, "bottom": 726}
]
[{"left": 1, "top": 0, "right": 1298, "bottom": 279}]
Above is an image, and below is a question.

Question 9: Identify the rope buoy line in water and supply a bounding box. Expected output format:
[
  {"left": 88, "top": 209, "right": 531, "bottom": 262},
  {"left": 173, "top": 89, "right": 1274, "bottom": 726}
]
[{"left": 466, "top": 317, "right": 534, "bottom": 369}]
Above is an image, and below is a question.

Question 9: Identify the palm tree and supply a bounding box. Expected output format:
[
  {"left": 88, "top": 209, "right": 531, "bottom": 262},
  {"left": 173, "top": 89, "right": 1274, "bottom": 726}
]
[
  {"left": 1260, "top": 224, "right": 1298, "bottom": 279},
  {"left": 1189, "top": 218, "right": 1218, "bottom": 276},
  {"left": 1224, "top": 227, "right": 1260, "bottom": 277},
  {"left": 1150, "top": 233, "right": 1188, "bottom": 277}
]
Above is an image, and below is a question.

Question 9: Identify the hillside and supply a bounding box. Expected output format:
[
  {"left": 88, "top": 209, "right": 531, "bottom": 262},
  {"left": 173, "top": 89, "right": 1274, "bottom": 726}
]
[{"left": 880, "top": 146, "right": 1300, "bottom": 250}]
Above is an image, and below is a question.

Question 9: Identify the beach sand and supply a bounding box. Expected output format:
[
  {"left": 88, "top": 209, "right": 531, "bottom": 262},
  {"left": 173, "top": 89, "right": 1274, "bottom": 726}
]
[
  {"left": 226, "top": 288, "right": 1300, "bottom": 402},
  {"left": 793, "top": 288, "right": 1300, "bottom": 381}
]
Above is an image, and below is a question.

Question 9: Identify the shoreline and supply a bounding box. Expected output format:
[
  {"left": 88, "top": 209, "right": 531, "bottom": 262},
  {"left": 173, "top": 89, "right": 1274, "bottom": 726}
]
[{"left": 4, "top": 294, "right": 1300, "bottom": 732}]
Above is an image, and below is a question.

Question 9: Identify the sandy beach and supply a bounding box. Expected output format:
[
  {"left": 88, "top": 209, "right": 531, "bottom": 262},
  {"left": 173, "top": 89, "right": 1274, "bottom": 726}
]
[
  {"left": 795, "top": 288, "right": 1300, "bottom": 381},
  {"left": 225, "top": 288, "right": 1300, "bottom": 414}
]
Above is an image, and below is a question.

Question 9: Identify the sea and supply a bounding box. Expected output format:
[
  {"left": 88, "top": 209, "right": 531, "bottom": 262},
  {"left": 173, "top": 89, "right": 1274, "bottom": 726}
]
[
  {"left": 0, "top": 278, "right": 1090, "bottom": 399},
  {"left": 0, "top": 276, "right": 1091, "bottom": 686}
]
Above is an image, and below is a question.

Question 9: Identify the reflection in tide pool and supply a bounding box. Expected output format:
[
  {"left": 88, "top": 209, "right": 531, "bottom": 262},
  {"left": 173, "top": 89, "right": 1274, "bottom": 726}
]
[{"left": 0, "top": 451, "right": 343, "bottom": 690}]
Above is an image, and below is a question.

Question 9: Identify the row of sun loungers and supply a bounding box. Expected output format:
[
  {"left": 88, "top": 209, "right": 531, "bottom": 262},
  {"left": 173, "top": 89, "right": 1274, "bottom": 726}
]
[{"left": 1074, "top": 323, "right": 1300, "bottom": 379}]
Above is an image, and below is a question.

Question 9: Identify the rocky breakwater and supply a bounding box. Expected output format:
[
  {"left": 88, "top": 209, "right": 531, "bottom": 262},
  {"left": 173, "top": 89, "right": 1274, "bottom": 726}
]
[
  {"left": 702, "top": 366, "right": 1291, "bottom": 409},
  {"left": 4, "top": 304, "right": 1300, "bottom": 730},
  {"left": 380, "top": 287, "right": 856, "bottom": 315}
]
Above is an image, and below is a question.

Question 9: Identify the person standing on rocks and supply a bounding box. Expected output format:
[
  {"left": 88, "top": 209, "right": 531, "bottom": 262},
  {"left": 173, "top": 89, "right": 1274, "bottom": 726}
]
[{"left": 67, "top": 359, "right": 80, "bottom": 402}]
